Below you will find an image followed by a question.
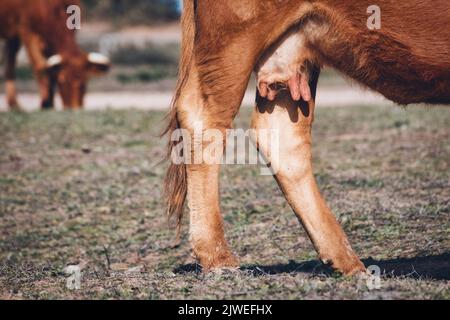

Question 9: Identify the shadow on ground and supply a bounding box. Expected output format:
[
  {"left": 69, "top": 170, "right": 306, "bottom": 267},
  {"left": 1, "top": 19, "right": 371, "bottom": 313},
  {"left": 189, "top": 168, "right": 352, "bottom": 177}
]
[{"left": 175, "top": 252, "right": 450, "bottom": 281}]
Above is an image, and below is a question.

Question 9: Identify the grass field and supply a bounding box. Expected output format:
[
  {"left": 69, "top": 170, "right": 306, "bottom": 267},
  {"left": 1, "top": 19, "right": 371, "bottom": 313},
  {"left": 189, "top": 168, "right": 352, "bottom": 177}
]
[{"left": 0, "top": 105, "right": 449, "bottom": 299}]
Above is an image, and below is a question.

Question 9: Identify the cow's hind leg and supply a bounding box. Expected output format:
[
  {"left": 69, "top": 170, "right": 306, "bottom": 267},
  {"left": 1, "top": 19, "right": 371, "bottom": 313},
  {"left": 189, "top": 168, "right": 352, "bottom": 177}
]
[
  {"left": 171, "top": 67, "right": 247, "bottom": 270},
  {"left": 4, "top": 37, "right": 21, "bottom": 110},
  {"left": 251, "top": 67, "right": 365, "bottom": 275}
]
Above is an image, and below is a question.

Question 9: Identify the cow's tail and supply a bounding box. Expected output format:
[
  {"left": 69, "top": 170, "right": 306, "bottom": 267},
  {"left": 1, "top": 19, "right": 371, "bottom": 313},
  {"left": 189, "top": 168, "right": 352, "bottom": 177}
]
[{"left": 163, "top": 0, "right": 196, "bottom": 240}]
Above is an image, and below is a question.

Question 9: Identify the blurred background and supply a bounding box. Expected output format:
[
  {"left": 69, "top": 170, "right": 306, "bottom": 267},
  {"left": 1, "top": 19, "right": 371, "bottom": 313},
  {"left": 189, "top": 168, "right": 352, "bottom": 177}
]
[
  {"left": 79, "top": 0, "right": 182, "bottom": 90},
  {"left": 1, "top": 0, "right": 183, "bottom": 110},
  {"left": 0, "top": 0, "right": 387, "bottom": 111}
]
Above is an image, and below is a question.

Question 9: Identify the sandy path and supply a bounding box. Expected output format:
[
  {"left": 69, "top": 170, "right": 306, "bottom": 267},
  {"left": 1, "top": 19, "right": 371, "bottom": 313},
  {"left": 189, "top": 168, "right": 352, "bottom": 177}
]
[{"left": 0, "top": 85, "right": 392, "bottom": 112}]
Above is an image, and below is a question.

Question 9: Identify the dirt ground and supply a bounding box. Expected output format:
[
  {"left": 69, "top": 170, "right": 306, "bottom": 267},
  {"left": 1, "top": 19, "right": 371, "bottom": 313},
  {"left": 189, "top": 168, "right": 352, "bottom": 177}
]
[{"left": 0, "top": 104, "right": 449, "bottom": 300}]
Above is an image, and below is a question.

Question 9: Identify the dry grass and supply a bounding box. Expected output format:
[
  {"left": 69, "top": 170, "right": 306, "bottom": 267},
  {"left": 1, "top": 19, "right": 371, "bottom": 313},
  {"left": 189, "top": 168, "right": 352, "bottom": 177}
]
[{"left": 0, "top": 105, "right": 449, "bottom": 299}]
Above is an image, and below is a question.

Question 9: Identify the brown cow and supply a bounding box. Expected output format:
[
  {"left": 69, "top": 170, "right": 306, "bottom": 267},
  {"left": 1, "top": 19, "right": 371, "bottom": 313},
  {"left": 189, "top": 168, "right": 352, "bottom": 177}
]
[
  {"left": 0, "top": 0, "right": 110, "bottom": 110},
  {"left": 165, "top": 0, "right": 450, "bottom": 275}
]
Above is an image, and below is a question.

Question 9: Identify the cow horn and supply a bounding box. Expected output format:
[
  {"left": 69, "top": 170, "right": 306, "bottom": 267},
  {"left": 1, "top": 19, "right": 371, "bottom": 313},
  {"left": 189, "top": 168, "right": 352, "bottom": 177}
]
[
  {"left": 88, "top": 52, "right": 110, "bottom": 65},
  {"left": 47, "top": 54, "right": 63, "bottom": 68}
]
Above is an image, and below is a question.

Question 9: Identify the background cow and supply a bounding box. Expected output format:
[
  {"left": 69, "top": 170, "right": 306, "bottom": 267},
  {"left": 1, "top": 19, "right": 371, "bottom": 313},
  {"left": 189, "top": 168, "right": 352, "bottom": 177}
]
[
  {"left": 165, "top": 0, "right": 450, "bottom": 275},
  {"left": 0, "top": 0, "right": 110, "bottom": 110}
]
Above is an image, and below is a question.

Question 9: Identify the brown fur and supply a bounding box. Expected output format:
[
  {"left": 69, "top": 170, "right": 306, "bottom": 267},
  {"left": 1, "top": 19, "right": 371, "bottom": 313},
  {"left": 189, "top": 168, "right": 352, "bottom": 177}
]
[
  {"left": 165, "top": 0, "right": 449, "bottom": 273},
  {"left": 166, "top": 0, "right": 450, "bottom": 225}
]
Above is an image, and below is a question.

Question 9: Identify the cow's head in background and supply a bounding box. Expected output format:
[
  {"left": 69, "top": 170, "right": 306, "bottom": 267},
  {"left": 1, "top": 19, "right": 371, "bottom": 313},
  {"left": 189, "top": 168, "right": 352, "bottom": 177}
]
[{"left": 46, "top": 52, "right": 110, "bottom": 109}]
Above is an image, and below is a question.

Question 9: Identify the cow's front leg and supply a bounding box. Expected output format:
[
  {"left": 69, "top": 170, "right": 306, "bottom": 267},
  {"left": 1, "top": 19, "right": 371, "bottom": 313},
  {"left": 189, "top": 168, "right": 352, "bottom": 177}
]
[
  {"left": 4, "top": 37, "right": 21, "bottom": 110},
  {"left": 22, "top": 33, "right": 55, "bottom": 109},
  {"left": 251, "top": 68, "right": 365, "bottom": 275},
  {"left": 37, "top": 73, "right": 56, "bottom": 110}
]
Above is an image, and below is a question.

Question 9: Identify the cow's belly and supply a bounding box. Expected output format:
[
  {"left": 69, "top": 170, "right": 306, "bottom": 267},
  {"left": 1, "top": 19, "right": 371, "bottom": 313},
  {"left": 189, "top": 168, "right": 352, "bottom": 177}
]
[{"left": 255, "top": 29, "right": 314, "bottom": 102}]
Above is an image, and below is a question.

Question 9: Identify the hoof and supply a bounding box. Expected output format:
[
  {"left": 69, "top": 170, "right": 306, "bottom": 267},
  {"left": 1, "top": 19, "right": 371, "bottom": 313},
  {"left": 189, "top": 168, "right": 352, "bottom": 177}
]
[
  {"left": 199, "top": 253, "right": 240, "bottom": 272},
  {"left": 8, "top": 102, "right": 23, "bottom": 112},
  {"left": 321, "top": 255, "right": 366, "bottom": 276}
]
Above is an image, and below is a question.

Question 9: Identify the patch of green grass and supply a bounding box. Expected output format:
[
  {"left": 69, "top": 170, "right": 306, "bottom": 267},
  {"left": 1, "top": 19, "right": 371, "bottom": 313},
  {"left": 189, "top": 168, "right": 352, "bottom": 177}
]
[
  {"left": 111, "top": 43, "right": 179, "bottom": 66},
  {"left": 16, "top": 66, "right": 34, "bottom": 81},
  {"left": 117, "top": 65, "right": 178, "bottom": 83}
]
